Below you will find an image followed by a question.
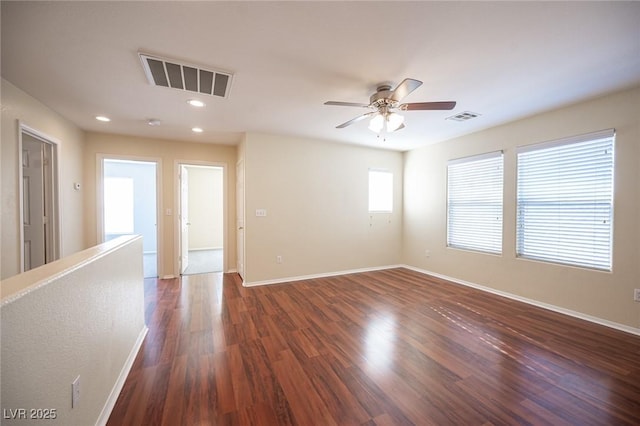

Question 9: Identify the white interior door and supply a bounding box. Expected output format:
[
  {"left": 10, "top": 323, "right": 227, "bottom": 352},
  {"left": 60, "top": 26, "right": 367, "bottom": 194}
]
[
  {"left": 236, "top": 159, "right": 245, "bottom": 278},
  {"left": 42, "top": 143, "right": 56, "bottom": 264},
  {"left": 22, "top": 136, "right": 46, "bottom": 271},
  {"left": 180, "top": 165, "right": 189, "bottom": 274}
]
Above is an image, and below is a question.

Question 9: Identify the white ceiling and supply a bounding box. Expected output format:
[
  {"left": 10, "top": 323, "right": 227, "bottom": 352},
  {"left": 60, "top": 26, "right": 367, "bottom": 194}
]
[{"left": 2, "top": 1, "right": 639, "bottom": 152}]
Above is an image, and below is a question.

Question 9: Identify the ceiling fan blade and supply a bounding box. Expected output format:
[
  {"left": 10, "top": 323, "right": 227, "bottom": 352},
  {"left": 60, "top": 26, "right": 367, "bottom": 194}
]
[
  {"left": 324, "top": 101, "right": 371, "bottom": 108},
  {"left": 336, "top": 111, "right": 377, "bottom": 129},
  {"left": 390, "top": 78, "right": 423, "bottom": 102},
  {"left": 401, "top": 101, "right": 457, "bottom": 111},
  {"left": 389, "top": 123, "right": 405, "bottom": 133}
]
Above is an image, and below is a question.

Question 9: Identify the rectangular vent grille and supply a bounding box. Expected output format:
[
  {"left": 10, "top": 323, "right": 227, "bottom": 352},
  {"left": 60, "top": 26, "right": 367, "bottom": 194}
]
[
  {"left": 139, "top": 53, "right": 232, "bottom": 98},
  {"left": 447, "top": 111, "right": 481, "bottom": 122}
]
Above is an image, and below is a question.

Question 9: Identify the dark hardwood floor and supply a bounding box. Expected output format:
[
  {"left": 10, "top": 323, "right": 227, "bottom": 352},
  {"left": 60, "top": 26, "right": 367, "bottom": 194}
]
[{"left": 107, "top": 268, "right": 640, "bottom": 425}]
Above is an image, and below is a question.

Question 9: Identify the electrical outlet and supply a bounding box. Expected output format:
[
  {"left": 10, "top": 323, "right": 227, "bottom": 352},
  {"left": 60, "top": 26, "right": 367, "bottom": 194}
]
[
  {"left": 425, "top": 250, "right": 431, "bottom": 258},
  {"left": 72, "top": 376, "right": 80, "bottom": 408},
  {"left": 634, "top": 289, "right": 640, "bottom": 302},
  {"left": 276, "top": 255, "right": 282, "bottom": 264}
]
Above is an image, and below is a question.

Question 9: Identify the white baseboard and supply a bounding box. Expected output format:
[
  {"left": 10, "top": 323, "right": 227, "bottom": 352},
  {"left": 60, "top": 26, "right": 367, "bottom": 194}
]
[
  {"left": 402, "top": 265, "right": 640, "bottom": 337},
  {"left": 242, "top": 263, "right": 639, "bottom": 336},
  {"left": 242, "top": 264, "right": 404, "bottom": 287},
  {"left": 96, "top": 326, "right": 148, "bottom": 426}
]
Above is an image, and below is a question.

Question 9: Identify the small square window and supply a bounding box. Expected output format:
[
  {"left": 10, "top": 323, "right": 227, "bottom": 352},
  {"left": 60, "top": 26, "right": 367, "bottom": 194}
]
[{"left": 369, "top": 170, "right": 393, "bottom": 212}]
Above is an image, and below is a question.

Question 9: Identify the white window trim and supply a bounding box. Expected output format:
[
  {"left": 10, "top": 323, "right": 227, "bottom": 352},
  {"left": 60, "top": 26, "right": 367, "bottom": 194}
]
[
  {"left": 516, "top": 129, "right": 615, "bottom": 271},
  {"left": 517, "top": 129, "right": 615, "bottom": 154}
]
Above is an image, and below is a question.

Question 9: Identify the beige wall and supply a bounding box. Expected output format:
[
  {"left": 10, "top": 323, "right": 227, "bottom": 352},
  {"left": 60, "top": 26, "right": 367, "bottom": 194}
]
[
  {"left": 403, "top": 86, "right": 640, "bottom": 329},
  {"left": 84, "top": 132, "right": 237, "bottom": 277},
  {"left": 243, "top": 133, "right": 403, "bottom": 284},
  {"left": 186, "top": 165, "right": 224, "bottom": 250},
  {"left": 1, "top": 79, "right": 86, "bottom": 280}
]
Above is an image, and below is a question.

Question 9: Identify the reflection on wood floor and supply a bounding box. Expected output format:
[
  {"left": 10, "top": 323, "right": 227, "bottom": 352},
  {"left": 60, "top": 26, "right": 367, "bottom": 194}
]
[{"left": 107, "top": 268, "right": 640, "bottom": 425}]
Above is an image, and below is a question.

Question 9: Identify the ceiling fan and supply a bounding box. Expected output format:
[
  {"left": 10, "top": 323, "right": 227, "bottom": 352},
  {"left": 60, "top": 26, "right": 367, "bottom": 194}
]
[{"left": 324, "top": 78, "right": 456, "bottom": 133}]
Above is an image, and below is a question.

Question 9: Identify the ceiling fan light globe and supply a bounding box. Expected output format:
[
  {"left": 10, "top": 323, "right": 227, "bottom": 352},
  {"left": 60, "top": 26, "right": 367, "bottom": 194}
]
[
  {"left": 386, "top": 112, "right": 405, "bottom": 132},
  {"left": 368, "top": 114, "right": 385, "bottom": 133}
]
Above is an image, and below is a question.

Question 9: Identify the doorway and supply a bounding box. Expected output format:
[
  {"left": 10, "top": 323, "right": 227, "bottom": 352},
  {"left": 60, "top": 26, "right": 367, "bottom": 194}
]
[
  {"left": 100, "top": 158, "right": 159, "bottom": 278},
  {"left": 178, "top": 164, "right": 225, "bottom": 275},
  {"left": 20, "top": 128, "right": 60, "bottom": 272}
]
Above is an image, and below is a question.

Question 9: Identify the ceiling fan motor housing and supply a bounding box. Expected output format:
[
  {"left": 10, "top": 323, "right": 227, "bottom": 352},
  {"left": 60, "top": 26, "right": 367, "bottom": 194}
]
[{"left": 370, "top": 86, "right": 399, "bottom": 110}]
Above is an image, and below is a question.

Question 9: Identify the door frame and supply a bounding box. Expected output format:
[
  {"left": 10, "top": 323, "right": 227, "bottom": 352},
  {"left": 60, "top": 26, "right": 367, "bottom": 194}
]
[
  {"left": 236, "top": 158, "right": 245, "bottom": 279},
  {"left": 174, "top": 160, "right": 228, "bottom": 276},
  {"left": 18, "top": 122, "right": 61, "bottom": 273},
  {"left": 179, "top": 164, "right": 189, "bottom": 274},
  {"left": 96, "top": 154, "right": 163, "bottom": 276}
]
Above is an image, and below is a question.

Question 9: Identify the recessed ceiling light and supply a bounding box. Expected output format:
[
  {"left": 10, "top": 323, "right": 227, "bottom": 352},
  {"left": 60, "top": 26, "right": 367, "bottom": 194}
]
[
  {"left": 187, "top": 99, "right": 206, "bottom": 108},
  {"left": 147, "top": 119, "right": 161, "bottom": 126},
  {"left": 191, "top": 127, "right": 203, "bottom": 133},
  {"left": 95, "top": 115, "right": 111, "bottom": 122}
]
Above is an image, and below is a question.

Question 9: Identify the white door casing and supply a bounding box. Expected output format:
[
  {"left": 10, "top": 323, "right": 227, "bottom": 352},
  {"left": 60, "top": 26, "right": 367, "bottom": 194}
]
[
  {"left": 236, "top": 159, "right": 245, "bottom": 278},
  {"left": 180, "top": 165, "right": 190, "bottom": 274}
]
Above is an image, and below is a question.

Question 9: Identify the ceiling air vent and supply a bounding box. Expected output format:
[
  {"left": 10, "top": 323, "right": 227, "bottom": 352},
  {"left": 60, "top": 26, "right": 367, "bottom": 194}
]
[
  {"left": 446, "top": 111, "right": 481, "bottom": 122},
  {"left": 139, "top": 53, "right": 233, "bottom": 98}
]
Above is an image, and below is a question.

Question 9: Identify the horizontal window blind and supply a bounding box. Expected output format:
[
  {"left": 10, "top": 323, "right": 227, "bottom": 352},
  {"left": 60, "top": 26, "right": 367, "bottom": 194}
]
[
  {"left": 447, "top": 151, "right": 503, "bottom": 254},
  {"left": 516, "top": 130, "right": 614, "bottom": 270}
]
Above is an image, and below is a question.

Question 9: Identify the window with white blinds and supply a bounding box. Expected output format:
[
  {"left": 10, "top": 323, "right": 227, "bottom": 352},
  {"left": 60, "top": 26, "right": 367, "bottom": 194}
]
[
  {"left": 447, "top": 151, "right": 503, "bottom": 254},
  {"left": 516, "top": 129, "right": 614, "bottom": 271}
]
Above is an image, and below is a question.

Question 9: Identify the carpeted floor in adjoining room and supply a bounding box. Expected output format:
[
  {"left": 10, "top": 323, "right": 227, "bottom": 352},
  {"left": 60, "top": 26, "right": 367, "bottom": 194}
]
[{"left": 183, "top": 249, "right": 223, "bottom": 275}]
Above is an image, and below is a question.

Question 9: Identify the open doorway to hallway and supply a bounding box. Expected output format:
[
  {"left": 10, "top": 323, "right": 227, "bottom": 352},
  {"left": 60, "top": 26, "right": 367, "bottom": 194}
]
[
  {"left": 179, "top": 164, "right": 225, "bottom": 275},
  {"left": 100, "top": 158, "right": 159, "bottom": 278}
]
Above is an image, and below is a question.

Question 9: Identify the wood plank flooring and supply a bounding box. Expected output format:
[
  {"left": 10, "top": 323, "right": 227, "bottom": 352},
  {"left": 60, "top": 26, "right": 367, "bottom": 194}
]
[{"left": 107, "top": 268, "right": 640, "bottom": 425}]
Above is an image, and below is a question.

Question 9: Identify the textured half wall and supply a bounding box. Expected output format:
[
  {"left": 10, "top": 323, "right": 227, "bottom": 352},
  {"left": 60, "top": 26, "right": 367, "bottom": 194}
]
[{"left": 1, "top": 235, "right": 147, "bottom": 425}]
